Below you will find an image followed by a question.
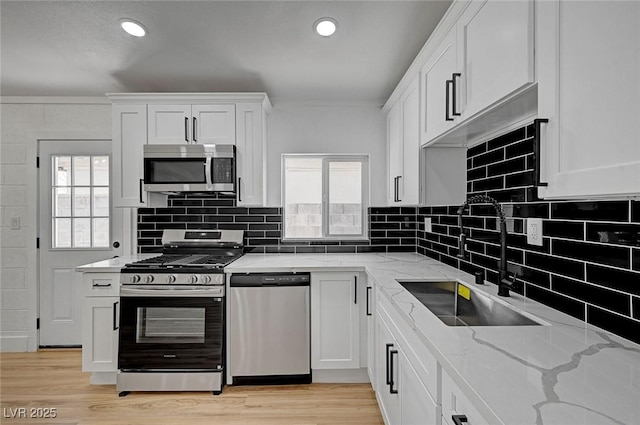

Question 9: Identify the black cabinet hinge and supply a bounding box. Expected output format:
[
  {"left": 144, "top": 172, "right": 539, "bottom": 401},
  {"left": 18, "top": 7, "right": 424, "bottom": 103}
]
[
  {"left": 36, "top": 318, "right": 40, "bottom": 330},
  {"left": 36, "top": 238, "right": 40, "bottom": 249}
]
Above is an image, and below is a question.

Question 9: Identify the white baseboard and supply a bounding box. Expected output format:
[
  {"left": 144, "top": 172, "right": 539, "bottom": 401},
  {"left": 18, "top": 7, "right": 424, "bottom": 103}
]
[
  {"left": 312, "top": 368, "right": 370, "bottom": 383},
  {"left": 90, "top": 372, "right": 117, "bottom": 385},
  {"left": 0, "top": 336, "right": 30, "bottom": 352}
]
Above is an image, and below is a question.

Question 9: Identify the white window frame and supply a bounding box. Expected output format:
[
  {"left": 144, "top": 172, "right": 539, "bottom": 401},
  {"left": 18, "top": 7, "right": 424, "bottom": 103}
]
[{"left": 282, "top": 154, "right": 369, "bottom": 241}]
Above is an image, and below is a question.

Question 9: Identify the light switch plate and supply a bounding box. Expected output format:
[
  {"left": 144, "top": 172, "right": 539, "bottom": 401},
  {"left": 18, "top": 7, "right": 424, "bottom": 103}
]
[
  {"left": 526, "top": 218, "right": 543, "bottom": 246},
  {"left": 11, "top": 217, "right": 20, "bottom": 230},
  {"left": 424, "top": 217, "right": 432, "bottom": 233}
]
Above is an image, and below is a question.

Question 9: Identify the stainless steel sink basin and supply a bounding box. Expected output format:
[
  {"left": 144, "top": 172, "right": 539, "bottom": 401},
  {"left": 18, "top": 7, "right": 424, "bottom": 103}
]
[{"left": 397, "top": 280, "right": 542, "bottom": 326}]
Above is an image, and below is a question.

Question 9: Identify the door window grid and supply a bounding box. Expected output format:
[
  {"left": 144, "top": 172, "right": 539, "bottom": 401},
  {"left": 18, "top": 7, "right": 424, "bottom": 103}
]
[
  {"left": 51, "top": 155, "right": 110, "bottom": 248},
  {"left": 282, "top": 155, "right": 368, "bottom": 240}
]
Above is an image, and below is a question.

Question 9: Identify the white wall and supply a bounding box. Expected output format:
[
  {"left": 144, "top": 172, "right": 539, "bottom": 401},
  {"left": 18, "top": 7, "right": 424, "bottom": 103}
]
[
  {"left": 266, "top": 103, "right": 386, "bottom": 206},
  {"left": 0, "top": 99, "right": 111, "bottom": 351}
]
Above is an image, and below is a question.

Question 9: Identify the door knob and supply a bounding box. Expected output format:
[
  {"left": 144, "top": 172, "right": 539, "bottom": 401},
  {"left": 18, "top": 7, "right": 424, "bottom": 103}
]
[{"left": 112, "top": 241, "right": 120, "bottom": 248}]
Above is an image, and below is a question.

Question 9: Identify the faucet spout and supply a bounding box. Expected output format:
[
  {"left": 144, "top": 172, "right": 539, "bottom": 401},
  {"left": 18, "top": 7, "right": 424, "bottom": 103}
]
[{"left": 457, "top": 195, "right": 514, "bottom": 297}]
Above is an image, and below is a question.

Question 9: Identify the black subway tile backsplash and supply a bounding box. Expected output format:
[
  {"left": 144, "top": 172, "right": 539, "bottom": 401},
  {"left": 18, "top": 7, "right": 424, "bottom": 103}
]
[
  {"left": 633, "top": 297, "right": 640, "bottom": 320},
  {"left": 633, "top": 201, "right": 640, "bottom": 223},
  {"left": 486, "top": 127, "right": 526, "bottom": 151},
  {"left": 472, "top": 148, "right": 505, "bottom": 168},
  {"left": 634, "top": 249, "right": 640, "bottom": 271},
  {"left": 551, "top": 201, "right": 629, "bottom": 222},
  {"left": 552, "top": 275, "right": 631, "bottom": 316},
  {"left": 487, "top": 157, "right": 526, "bottom": 177},
  {"left": 527, "top": 285, "right": 585, "bottom": 321},
  {"left": 525, "top": 252, "right": 585, "bottom": 280},
  {"left": 586, "top": 223, "right": 640, "bottom": 247},
  {"left": 505, "top": 137, "right": 534, "bottom": 159},
  {"left": 543, "top": 220, "right": 584, "bottom": 240},
  {"left": 552, "top": 239, "right": 630, "bottom": 269},
  {"left": 586, "top": 264, "right": 640, "bottom": 296},
  {"left": 587, "top": 306, "right": 640, "bottom": 345}
]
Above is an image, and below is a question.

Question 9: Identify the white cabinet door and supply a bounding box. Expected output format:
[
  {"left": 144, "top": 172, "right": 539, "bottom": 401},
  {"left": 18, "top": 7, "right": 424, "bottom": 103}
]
[
  {"left": 387, "top": 100, "right": 402, "bottom": 205},
  {"left": 399, "top": 76, "right": 420, "bottom": 205},
  {"left": 193, "top": 104, "right": 236, "bottom": 145},
  {"left": 311, "top": 272, "right": 360, "bottom": 370},
  {"left": 235, "top": 103, "right": 264, "bottom": 206},
  {"left": 421, "top": 28, "right": 458, "bottom": 144},
  {"left": 387, "top": 75, "right": 420, "bottom": 206},
  {"left": 441, "top": 371, "right": 491, "bottom": 425},
  {"left": 399, "top": 349, "right": 439, "bottom": 425},
  {"left": 82, "top": 296, "right": 119, "bottom": 373},
  {"left": 537, "top": 0, "right": 640, "bottom": 199},
  {"left": 375, "top": 309, "right": 400, "bottom": 425},
  {"left": 112, "top": 103, "right": 147, "bottom": 207},
  {"left": 456, "top": 0, "right": 534, "bottom": 120},
  {"left": 366, "top": 283, "right": 375, "bottom": 385},
  {"left": 147, "top": 104, "right": 192, "bottom": 144}
]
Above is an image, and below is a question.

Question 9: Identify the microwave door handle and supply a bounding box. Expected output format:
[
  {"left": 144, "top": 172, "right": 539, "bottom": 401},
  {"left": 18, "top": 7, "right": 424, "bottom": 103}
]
[{"left": 205, "top": 155, "right": 213, "bottom": 188}]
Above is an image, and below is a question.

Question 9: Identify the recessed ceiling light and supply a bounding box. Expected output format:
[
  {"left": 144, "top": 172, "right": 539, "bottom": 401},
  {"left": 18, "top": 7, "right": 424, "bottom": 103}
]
[
  {"left": 119, "top": 18, "right": 147, "bottom": 37},
  {"left": 314, "top": 18, "right": 338, "bottom": 37}
]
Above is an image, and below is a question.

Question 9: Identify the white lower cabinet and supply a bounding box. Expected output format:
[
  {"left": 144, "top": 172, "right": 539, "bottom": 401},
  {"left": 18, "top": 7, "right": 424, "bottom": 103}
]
[
  {"left": 376, "top": 304, "right": 439, "bottom": 425},
  {"left": 441, "top": 371, "right": 490, "bottom": 425},
  {"left": 81, "top": 273, "right": 119, "bottom": 383},
  {"left": 311, "top": 272, "right": 363, "bottom": 370}
]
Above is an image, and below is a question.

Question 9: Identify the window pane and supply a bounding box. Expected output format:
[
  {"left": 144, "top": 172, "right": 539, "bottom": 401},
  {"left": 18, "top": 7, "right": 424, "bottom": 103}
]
[
  {"left": 284, "top": 158, "right": 322, "bottom": 238},
  {"left": 329, "top": 162, "right": 362, "bottom": 235},
  {"left": 93, "top": 218, "right": 110, "bottom": 247},
  {"left": 93, "top": 156, "right": 109, "bottom": 186},
  {"left": 53, "top": 218, "right": 71, "bottom": 248},
  {"left": 93, "top": 187, "right": 109, "bottom": 216},
  {"left": 53, "top": 156, "right": 71, "bottom": 186},
  {"left": 53, "top": 187, "right": 71, "bottom": 217},
  {"left": 74, "top": 187, "right": 91, "bottom": 217},
  {"left": 73, "top": 218, "right": 91, "bottom": 247},
  {"left": 73, "top": 156, "right": 91, "bottom": 186}
]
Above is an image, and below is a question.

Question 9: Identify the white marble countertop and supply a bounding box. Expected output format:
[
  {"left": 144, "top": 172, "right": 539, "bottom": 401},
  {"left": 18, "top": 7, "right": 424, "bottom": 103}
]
[
  {"left": 75, "top": 254, "right": 158, "bottom": 272},
  {"left": 226, "top": 252, "right": 640, "bottom": 425}
]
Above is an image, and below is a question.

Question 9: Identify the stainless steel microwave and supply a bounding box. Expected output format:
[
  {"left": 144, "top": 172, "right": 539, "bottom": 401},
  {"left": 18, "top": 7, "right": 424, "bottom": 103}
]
[{"left": 143, "top": 144, "right": 236, "bottom": 193}]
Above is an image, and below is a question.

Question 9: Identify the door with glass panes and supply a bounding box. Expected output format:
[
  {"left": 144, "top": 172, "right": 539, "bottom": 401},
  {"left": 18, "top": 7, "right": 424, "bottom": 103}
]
[{"left": 38, "top": 141, "right": 124, "bottom": 346}]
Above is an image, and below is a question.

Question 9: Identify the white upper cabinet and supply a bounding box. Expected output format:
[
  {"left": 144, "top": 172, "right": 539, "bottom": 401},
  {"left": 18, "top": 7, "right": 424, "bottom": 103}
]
[
  {"left": 421, "top": 27, "right": 459, "bottom": 144},
  {"left": 235, "top": 103, "right": 266, "bottom": 206},
  {"left": 148, "top": 104, "right": 235, "bottom": 145},
  {"left": 112, "top": 104, "right": 147, "bottom": 207},
  {"left": 456, "top": 0, "right": 534, "bottom": 120},
  {"left": 387, "top": 75, "right": 420, "bottom": 206},
  {"left": 537, "top": 0, "right": 640, "bottom": 199}
]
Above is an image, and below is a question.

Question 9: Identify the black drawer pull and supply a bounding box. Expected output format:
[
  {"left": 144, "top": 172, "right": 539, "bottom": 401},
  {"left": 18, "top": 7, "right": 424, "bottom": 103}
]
[{"left": 452, "top": 415, "right": 468, "bottom": 425}]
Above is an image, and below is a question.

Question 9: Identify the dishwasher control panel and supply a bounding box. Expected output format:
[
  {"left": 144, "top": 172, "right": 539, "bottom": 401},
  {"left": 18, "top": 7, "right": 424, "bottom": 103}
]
[{"left": 230, "top": 273, "right": 310, "bottom": 286}]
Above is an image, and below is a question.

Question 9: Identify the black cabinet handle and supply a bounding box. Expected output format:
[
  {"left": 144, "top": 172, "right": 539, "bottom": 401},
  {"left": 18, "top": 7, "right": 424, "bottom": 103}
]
[
  {"left": 385, "top": 343, "right": 393, "bottom": 385},
  {"left": 193, "top": 117, "right": 197, "bottom": 143},
  {"left": 452, "top": 415, "right": 468, "bottom": 425},
  {"left": 112, "top": 301, "right": 119, "bottom": 331},
  {"left": 533, "top": 118, "right": 549, "bottom": 187},
  {"left": 139, "top": 179, "right": 144, "bottom": 204},
  {"left": 238, "top": 177, "right": 242, "bottom": 202},
  {"left": 354, "top": 275, "right": 357, "bottom": 304},
  {"left": 452, "top": 73, "right": 461, "bottom": 116},
  {"left": 389, "top": 349, "right": 398, "bottom": 394},
  {"left": 445, "top": 79, "right": 454, "bottom": 121},
  {"left": 393, "top": 176, "right": 400, "bottom": 202},
  {"left": 185, "top": 117, "right": 189, "bottom": 142},
  {"left": 396, "top": 175, "right": 402, "bottom": 202},
  {"left": 366, "top": 286, "right": 372, "bottom": 316}
]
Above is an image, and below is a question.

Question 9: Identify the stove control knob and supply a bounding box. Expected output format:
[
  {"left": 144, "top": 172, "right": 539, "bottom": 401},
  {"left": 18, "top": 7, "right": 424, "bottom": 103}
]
[
  {"left": 130, "top": 275, "right": 141, "bottom": 284},
  {"left": 144, "top": 275, "right": 154, "bottom": 284},
  {"left": 188, "top": 275, "right": 198, "bottom": 284},
  {"left": 202, "top": 275, "right": 212, "bottom": 284},
  {"left": 166, "top": 275, "right": 177, "bottom": 284}
]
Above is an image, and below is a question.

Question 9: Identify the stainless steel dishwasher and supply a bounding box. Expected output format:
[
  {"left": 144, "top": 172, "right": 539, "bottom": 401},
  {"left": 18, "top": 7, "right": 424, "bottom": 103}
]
[{"left": 229, "top": 272, "right": 311, "bottom": 385}]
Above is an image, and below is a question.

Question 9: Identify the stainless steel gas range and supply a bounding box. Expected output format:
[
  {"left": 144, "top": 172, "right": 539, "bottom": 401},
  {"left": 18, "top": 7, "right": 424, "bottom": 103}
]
[{"left": 116, "top": 229, "right": 243, "bottom": 397}]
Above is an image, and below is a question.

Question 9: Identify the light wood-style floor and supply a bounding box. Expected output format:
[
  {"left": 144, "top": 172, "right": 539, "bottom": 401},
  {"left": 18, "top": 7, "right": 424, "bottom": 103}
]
[{"left": 0, "top": 350, "right": 383, "bottom": 425}]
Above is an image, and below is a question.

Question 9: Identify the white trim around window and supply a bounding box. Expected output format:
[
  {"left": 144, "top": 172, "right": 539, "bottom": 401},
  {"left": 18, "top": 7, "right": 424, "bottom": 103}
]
[{"left": 281, "top": 154, "right": 369, "bottom": 241}]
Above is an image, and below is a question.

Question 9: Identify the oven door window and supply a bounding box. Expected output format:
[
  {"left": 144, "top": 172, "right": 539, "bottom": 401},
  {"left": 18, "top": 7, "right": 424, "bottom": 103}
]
[
  {"left": 145, "top": 159, "right": 206, "bottom": 184},
  {"left": 136, "top": 307, "right": 205, "bottom": 344}
]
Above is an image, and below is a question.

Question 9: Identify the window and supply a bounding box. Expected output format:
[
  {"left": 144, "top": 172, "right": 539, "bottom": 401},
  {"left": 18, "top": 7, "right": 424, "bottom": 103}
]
[
  {"left": 282, "top": 155, "right": 368, "bottom": 240},
  {"left": 51, "top": 155, "right": 110, "bottom": 248}
]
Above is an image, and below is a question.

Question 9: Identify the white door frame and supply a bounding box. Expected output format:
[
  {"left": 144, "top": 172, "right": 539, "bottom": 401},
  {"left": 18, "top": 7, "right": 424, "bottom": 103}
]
[{"left": 34, "top": 130, "right": 133, "bottom": 347}]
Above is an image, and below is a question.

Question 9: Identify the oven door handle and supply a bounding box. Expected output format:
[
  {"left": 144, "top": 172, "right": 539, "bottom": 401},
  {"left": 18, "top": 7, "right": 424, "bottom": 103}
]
[
  {"left": 205, "top": 155, "right": 213, "bottom": 189},
  {"left": 120, "top": 286, "right": 224, "bottom": 297}
]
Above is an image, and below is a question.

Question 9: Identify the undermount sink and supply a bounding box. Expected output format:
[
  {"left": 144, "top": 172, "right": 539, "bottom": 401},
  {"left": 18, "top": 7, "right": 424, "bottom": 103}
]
[{"left": 397, "top": 280, "right": 542, "bottom": 327}]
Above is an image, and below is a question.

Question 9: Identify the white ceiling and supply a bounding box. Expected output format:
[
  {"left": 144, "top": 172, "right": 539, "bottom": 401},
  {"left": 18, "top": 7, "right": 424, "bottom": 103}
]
[{"left": 0, "top": 0, "right": 451, "bottom": 104}]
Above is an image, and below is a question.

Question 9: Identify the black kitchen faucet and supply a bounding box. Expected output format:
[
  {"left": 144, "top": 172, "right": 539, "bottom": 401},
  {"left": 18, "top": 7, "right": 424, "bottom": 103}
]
[{"left": 456, "top": 194, "right": 517, "bottom": 297}]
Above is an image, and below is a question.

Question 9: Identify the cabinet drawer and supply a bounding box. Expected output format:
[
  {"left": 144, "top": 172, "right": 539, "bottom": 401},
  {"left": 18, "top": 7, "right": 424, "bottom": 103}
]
[
  {"left": 83, "top": 273, "right": 119, "bottom": 297},
  {"left": 442, "top": 371, "right": 491, "bottom": 425},
  {"left": 378, "top": 291, "right": 439, "bottom": 402}
]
